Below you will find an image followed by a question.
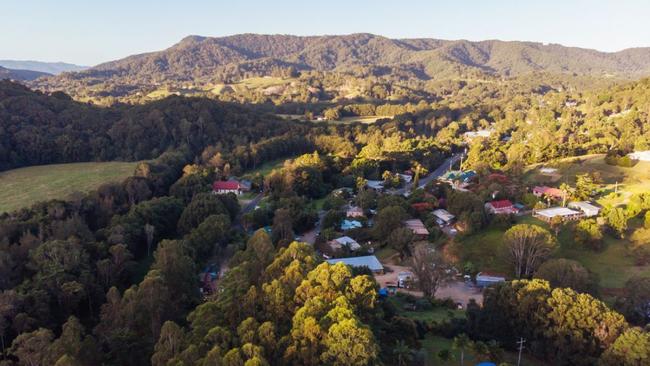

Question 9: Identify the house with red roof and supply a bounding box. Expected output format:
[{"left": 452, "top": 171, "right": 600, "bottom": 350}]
[
  {"left": 411, "top": 202, "right": 435, "bottom": 212},
  {"left": 212, "top": 180, "right": 243, "bottom": 195},
  {"left": 533, "top": 186, "right": 565, "bottom": 201},
  {"left": 485, "top": 200, "right": 517, "bottom": 214}
]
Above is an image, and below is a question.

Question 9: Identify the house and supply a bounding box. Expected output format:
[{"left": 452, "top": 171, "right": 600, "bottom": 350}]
[
  {"left": 411, "top": 202, "right": 435, "bottom": 212},
  {"left": 326, "top": 255, "right": 384, "bottom": 274},
  {"left": 341, "top": 219, "right": 363, "bottom": 231},
  {"left": 533, "top": 207, "right": 583, "bottom": 222},
  {"left": 404, "top": 219, "right": 430, "bottom": 239},
  {"left": 532, "top": 186, "right": 565, "bottom": 200},
  {"left": 485, "top": 200, "right": 517, "bottom": 214},
  {"left": 328, "top": 236, "right": 361, "bottom": 251},
  {"left": 432, "top": 209, "right": 455, "bottom": 226},
  {"left": 440, "top": 170, "right": 477, "bottom": 184},
  {"left": 238, "top": 179, "right": 252, "bottom": 192},
  {"left": 539, "top": 167, "right": 558, "bottom": 175},
  {"left": 629, "top": 150, "right": 650, "bottom": 161},
  {"left": 568, "top": 201, "right": 600, "bottom": 217},
  {"left": 476, "top": 272, "right": 506, "bottom": 287},
  {"left": 346, "top": 206, "right": 364, "bottom": 218},
  {"left": 212, "top": 181, "right": 243, "bottom": 195},
  {"left": 463, "top": 129, "right": 493, "bottom": 141},
  {"left": 366, "top": 180, "right": 384, "bottom": 191}
]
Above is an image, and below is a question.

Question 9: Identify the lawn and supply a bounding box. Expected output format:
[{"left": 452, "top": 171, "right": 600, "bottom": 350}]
[
  {"left": 454, "top": 215, "right": 650, "bottom": 289},
  {"left": 419, "top": 335, "right": 547, "bottom": 366},
  {"left": 524, "top": 154, "right": 650, "bottom": 208},
  {"left": 0, "top": 161, "right": 138, "bottom": 214},
  {"left": 240, "top": 156, "right": 294, "bottom": 179},
  {"left": 388, "top": 295, "right": 465, "bottom": 323}
]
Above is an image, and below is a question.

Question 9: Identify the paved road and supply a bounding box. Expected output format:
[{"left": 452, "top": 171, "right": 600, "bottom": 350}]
[
  {"left": 241, "top": 192, "right": 264, "bottom": 214},
  {"left": 396, "top": 153, "right": 463, "bottom": 195},
  {"left": 302, "top": 210, "right": 326, "bottom": 245}
]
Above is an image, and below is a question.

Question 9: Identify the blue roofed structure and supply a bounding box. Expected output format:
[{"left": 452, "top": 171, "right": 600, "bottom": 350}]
[
  {"left": 341, "top": 219, "right": 363, "bottom": 230},
  {"left": 326, "top": 255, "right": 384, "bottom": 274}
]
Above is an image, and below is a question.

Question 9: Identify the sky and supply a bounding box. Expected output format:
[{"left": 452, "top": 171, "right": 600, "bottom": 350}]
[{"left": 2, "top": 0, "right": 650, "bottom": 66}]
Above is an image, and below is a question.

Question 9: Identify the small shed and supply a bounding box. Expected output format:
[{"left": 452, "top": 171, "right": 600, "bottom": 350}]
[
  {"left": 341, "top": 219, "right": 363, "bottom": 231},
  {"left": 476, "top": 272, "right": 506, "bottom": 287}
]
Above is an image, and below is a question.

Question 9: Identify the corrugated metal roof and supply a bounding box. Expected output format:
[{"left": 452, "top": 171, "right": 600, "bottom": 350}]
[{"left": 326, "top": 255, "right": 384, "bottom": 271}]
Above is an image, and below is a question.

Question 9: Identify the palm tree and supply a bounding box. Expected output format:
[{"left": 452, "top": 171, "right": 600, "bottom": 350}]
[
  {"left": 393, "top": 340, "right": 413, "bottom": 366},
  {"left": 452, "top": 333, "right": 473, "bottom": 366}
]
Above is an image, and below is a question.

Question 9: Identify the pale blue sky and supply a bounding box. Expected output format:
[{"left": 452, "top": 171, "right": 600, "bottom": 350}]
[{"left": 2, "top": 0, "right": 649, "bottom": 66}]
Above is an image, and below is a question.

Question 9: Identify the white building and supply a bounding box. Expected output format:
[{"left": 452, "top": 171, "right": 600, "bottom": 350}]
[
  {"left": 568, "top": 202, "right": 601, "bottom": 217},
  {"left": 533, "top": 207, "right": 583, "bottom": 222},
  {"left": 329, "top": 236, "right": 361, "bottom": 251},
  {"left": 432, "top": 209, "right": 455, "bottom": 226},
  {"left": 629, "top": 151, "right": 650, "bottom": 161}
]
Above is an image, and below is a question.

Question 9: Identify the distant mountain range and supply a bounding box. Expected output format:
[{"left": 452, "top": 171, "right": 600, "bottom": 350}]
[
  {"left": 0, "top": 60, "right": 87, "bottom": 75},
  {"left": 31, "top": 33, "right": 650, "bottom": 98},
  {"left": 0, "top": 66, "right": 51, "bottom": 81}
]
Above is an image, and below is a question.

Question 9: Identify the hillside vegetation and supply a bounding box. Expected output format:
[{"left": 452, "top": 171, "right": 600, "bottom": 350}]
[{"left": 32, "top": 33, "right": 650, "bottom": 102}]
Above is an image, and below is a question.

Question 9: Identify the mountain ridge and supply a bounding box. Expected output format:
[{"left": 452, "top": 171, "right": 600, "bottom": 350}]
[
  {"left": 31, "top": 33, "right": 650, "bottom": 99},
  {"left": 0, "top": 60, "right": 87, "bottom": 75}
]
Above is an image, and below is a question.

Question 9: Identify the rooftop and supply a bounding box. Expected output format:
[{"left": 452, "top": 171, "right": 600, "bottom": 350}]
[
  {"left": 213, "top": 180, "right": 240, "bottom": 190},
  {"left": 487, "top": 199, "right": 513, "bottom": 209},
  {"left": 535, "top": 207, "right": 581, "bottom": 218},
  {"left": 432, "top": 209, "right": 455, "bottom": 222},
  {"left": 404, "top": 219, "right": 429, "bottom": 235},
  {"left": 326, "top": 255, "right": 384, "bottom": 272}
]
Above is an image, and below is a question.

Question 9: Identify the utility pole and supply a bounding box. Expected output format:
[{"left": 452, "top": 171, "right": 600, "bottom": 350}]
[{"left": 516, "top": 337, "right": 526, "bottom": 366}]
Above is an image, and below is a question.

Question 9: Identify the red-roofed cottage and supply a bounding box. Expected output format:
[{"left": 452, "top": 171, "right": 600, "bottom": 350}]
[
  {"left": 485, "top": 200, "right": 516, "bottom": 214},
  {"left": 212, "top": 181, "right": 243, "bottom": 195},
  {"left": 533, "top": 186, "right": 564, "bottom": 200}
]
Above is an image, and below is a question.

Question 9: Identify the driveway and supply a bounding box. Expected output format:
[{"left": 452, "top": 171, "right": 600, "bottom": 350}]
[
  {"left": 302, "top": 210, "right": 326, "bottom": 245},
  {"left": 375, "top": 264, "right": 483, "bottom": 307}
]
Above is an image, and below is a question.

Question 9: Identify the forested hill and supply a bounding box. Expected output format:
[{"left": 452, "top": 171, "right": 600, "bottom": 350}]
[
  {"left": 0, "top": 80, "right": 311, "bottom": 171},
  {"left": 36, "top": 33, "right": 650, "bottom": 86},
  {"left": 0, "top": 66, "right": 50, "bottom": 81}
]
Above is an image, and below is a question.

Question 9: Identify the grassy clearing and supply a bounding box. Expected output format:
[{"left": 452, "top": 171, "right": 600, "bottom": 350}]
[
  {"left": 333, "top": 115, "right": 391, "bottom": 124},
  {"left": 524, "top": 154, "right": 650, "bottom": 207},
  {"left": 388, "top": 295, "right": 465, "bottom": 323},
  {"left": 420, "top": 335, "right": 547, "bottom": 366},
  {"left": 239, "top": 156, "right": 294, "bottom": 180},
  {"left": 0, "top": 162, "right": 138, "bottom": 214},
  {"left": 454, "top": 215, "right": 650, "bottom": 289}
]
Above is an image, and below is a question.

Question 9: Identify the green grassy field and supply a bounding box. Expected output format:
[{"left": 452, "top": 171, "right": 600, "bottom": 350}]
[
  {"left": 240, "top": 156, "right": 295, "bottom": 180},
  {"left": 420, "top": 335, "right": 547, "bottom": 366},
  {"left": 455, "top": 215, "right": 650, "bottom": 289},
  {"left": 524, "top": 154, "right": 650, "bottom": 207},
  {"left": 0, "top": 162, "right": 138, "bottom": 214}
]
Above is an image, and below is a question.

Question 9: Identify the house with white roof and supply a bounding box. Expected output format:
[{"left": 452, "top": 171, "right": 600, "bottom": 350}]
[
  {"left": 328, "top": 236, "right": 361, "bottom": 251},
  {"left": 533, "top": 207, "right": 583, "bottom": 222},
  {"left": 326, "top": 255, "right": 384, "bottom": 274},
  {"left": 432, "top": 209, "right": 455, "bottom": 226},
  {"left": 568, "top": 201, "right": 600, "bottom": 217}
]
